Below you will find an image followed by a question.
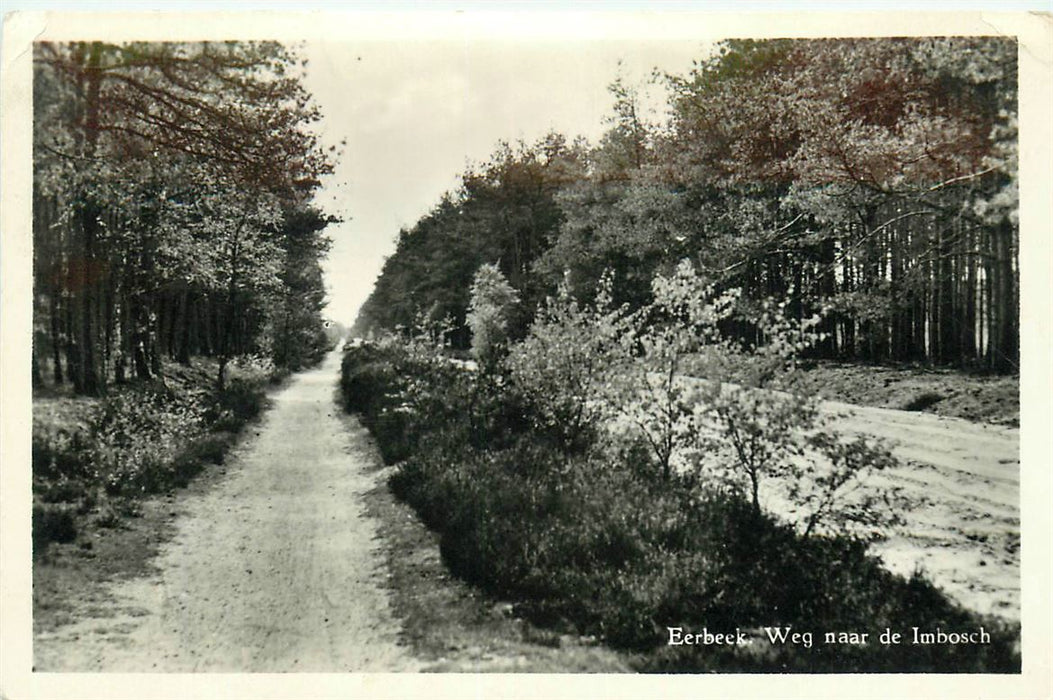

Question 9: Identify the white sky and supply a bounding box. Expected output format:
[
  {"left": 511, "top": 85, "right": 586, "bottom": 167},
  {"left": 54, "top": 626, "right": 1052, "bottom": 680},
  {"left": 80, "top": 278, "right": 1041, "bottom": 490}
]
[{"left": 301, "top": 40, "right": 710, "bottom": 325}]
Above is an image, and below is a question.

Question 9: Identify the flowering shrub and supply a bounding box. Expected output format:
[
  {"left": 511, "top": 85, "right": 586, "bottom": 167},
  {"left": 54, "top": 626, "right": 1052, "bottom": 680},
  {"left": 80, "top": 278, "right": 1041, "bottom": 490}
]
[
  {"left": 510, "top": 260, "right": 903, "bottom": 537},
  {"left": 637, "top": 260, "right": 903, "bottom": 538},
  {"left": 506, "top": 271, "right": 631, "bottom": 455},
  {"left": 611, "top": 262, "right": 742, "bottom": 479}
]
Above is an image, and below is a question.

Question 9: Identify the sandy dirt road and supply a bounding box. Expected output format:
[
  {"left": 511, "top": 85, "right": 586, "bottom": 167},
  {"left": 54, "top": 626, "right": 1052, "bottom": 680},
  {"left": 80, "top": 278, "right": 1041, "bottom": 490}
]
[
  {"left": 825, "top": 401, "right": 1020, "bottom": 622},
  {"left": 677, "top": 377, "right": 1021, "bottom": 622},
  {"left": 34, "top": 348, "right": 419, "bottom": 672}
]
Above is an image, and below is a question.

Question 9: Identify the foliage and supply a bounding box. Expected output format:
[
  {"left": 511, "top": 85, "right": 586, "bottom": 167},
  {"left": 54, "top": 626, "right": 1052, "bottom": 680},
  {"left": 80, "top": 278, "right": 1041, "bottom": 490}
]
[
  {"left": 356, "top": 37, "right": 1018, "bottom": 373},
  {"left": 505, "top": 270, "right": 630, "bottom": 455},
  {"left": 466, "top": 263, "right": 520, "bottom": 369},
  {"left": 32, "top": 357, "right": 276, "bottom": 549},
  {"left": 32, "top": 420, "right": 96, "bottom": 482},
  {"left": 340, "top": 338, "right": 1019, "bottom": 672},
  {"left": 266, "top": 206, "right": 335, "bottom": 371},
  {"left": 32, "top": 41, "right": 336, "bottom": 395},
  {"left": 33, "top": 504, "right": 78, "bottom": 551},
  {"left": 611, "top": 261, "right": 742, "bottom": 480},
  {"left": 621, "top": 260, "right": 904, "bottom": 537},
  {"left": 89, "top": 384, "right": 208, "bottom": 494},
  {"left": 340, "top": 336, "right": 531, "bottom": 463}
]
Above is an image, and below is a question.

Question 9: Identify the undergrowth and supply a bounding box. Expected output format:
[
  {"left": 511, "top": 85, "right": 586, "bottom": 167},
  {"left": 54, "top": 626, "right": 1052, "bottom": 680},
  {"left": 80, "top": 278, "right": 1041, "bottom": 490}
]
[
  {"left": 32, "top": 355, "right": 281, "bottom": 553},
  {"left": 340, "top": 339, "right": 1020, "bottom": 673}
]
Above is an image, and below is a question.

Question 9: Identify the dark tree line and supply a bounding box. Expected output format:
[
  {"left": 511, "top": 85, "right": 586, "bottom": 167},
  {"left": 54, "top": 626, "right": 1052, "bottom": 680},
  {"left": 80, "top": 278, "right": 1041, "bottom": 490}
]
[
  {"left": 355, "top": 37, "right": 1018, "bottom": 373},
  {"left": 32, "top": 41, "right": 337, "bottom": 395},
  {"left": 356, "top": 134, "right": 589, "bottom": 349}
]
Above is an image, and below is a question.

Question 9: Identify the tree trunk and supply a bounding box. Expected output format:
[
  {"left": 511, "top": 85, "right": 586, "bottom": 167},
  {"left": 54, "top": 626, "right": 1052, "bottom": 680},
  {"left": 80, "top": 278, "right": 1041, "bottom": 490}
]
[
  {"left": 819, "top": 234, "right": 837, "bottom": 357},
  {"left": 49, "top": 286, "right": 64, "bottom": 385},
  {"left": 177, "top": 290, "right": 191, "bottom": 365},
  {"left": 990, "top": 220, "right": 1018, "bottom": 372},
  {"left": 961, "top": 227, "right": 977, "bottom": 365},
  {"left": 132, "top": 297, "right": 152, "bottom": 380},
  {"left": 75, "top": 41, "right": 105, "bottom": 396},
  {"left": 937, "top": 223, "right": 958, "bottom": 365}
]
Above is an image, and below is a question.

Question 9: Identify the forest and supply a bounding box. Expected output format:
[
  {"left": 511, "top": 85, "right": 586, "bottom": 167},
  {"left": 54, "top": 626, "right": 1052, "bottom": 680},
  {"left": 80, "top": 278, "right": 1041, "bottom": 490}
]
[
  {"left": 32, "top": 41, "right": 337, "bottom": 395},
  {"left": 30, "top": 40, "right": 340, "bottom": 557},
  {"left": 354, "top": 37, "right": 1019, "bottom": 373}
]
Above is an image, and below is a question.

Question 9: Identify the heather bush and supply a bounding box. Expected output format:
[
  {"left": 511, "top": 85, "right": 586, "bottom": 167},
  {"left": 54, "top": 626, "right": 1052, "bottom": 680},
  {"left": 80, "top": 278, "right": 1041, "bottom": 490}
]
[
  {"left": 87, "top": 384, "right": 207, "bottom": 495},
  {"left": 208, "top": 377, "right": 267, "bottom": 432},
  {"left": 340, "top": 340, "right": 432, "bottom": 463},
  {"left": 32, "top": 504, "right": 77, "bottom": 551},
  {"left": 341, "top": 335, "right": 533, "bottom": 461},
  {"left": 339, "top": 343, "right": 397, "bottom": 416},
  {"left": 342, "top": 322, "right": 1019, "bottom": 672},
  {"left": 32, "top": 421, "right": 95, "bottom": 481}
]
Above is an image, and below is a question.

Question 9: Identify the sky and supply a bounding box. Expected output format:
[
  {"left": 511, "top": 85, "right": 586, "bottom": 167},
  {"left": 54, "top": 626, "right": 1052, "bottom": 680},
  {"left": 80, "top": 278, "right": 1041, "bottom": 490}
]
[{"left": 300, "top": 39, "right": 710, "bottom": 325}]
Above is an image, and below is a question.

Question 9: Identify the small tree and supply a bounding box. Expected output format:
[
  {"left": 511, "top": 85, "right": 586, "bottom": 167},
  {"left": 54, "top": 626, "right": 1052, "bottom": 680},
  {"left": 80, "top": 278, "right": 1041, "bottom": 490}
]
[
  {"left": 506, "top": 271, "right": 630, "bottom": 455},
  {"left": 612, "top": 262, "right": 740, "bottom": 480},
  {"left": 622, "top": 259, "right": 904, "bottom": 538},
  {"left": 466, "top": 263, "right": 519, "bottom": 370}
]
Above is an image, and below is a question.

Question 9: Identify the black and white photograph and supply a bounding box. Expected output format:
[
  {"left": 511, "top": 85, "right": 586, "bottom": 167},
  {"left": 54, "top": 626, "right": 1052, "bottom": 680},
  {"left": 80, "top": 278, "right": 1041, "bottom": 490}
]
[{"left": 1, "top": 5, "right": 1050, "bottom": 699}]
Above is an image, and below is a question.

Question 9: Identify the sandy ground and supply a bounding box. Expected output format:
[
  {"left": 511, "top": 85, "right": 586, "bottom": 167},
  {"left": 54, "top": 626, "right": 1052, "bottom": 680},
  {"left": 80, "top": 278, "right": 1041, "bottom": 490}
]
[
  {"left": 34, "top": 348, "right": 420, "bottom": 672},
  {"left": 826, "top": 401, "right": 1019, "bottom": 622},
  {"left": 621, "top": 373, "right": 1020, "bottom": 625}
]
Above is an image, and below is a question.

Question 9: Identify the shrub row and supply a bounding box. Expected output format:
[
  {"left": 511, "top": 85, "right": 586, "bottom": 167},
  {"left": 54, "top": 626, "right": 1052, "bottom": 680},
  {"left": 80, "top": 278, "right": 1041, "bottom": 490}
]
[
  {"left": 341, "top": 340, "right": 1020, "bottom": 672},
  {"left": 32, "top": 359, "right": 275, "bottom": 552}
]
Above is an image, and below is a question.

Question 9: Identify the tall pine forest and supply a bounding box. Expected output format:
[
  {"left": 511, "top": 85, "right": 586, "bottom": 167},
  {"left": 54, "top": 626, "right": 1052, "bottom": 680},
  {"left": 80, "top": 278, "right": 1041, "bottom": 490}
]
[
  {"left": 32, "top": 41, "right": 337, "bottom": 395},
  {"left": 355, "top": 38, "right": 1019, "bottom": 373}
]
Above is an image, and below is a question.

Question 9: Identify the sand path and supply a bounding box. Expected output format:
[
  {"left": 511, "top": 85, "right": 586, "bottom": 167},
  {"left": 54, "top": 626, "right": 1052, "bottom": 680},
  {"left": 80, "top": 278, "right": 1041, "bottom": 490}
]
[{"left": 34, "top": 347, "right": 419, "bottom": 672}]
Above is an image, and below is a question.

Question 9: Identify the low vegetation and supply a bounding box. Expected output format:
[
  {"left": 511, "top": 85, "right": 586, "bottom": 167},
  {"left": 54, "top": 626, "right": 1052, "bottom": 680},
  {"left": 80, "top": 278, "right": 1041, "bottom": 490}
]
[
  {"left": 363, "top": 459, "right": 634, "bottom": 672},
  {"left": 790, "top": 362, "right": 1020, "bottom": 426},
  {"left": 32, "top": 356, "right": 290, "bottom": 555},
  {"left": 341, "top": 262, "right": 1020, "bottom": 672}
]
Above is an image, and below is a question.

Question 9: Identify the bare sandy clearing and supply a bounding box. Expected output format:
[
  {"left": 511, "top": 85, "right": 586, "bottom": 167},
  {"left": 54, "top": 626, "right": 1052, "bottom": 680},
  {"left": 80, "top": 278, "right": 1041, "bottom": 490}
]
[{"left": 825, "top": 402, "right": 1019, "bottom": 622}]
